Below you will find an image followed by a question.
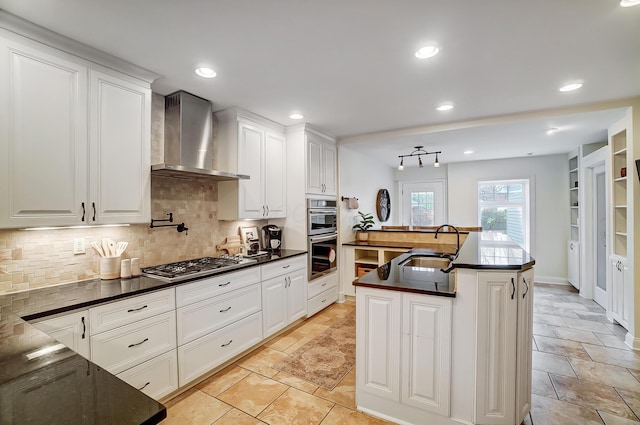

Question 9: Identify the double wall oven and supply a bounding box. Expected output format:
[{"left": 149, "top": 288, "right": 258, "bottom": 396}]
[{"left": 307, "top": 199, "right": 338, "bottom": 280}]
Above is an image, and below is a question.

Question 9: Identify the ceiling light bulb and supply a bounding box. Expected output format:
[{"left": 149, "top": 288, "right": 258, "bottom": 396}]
[
  {"left": 546, "top": 127, "right": 559, "bottom": 135},
  {"left": 620, "top": 0, "right": 640, "bottom": 7},
  {"left": 289, "top": 113, "right": 304, "bottom": 120},
  {"left": 415, "top": 45, "right": 440, "bottom": 59},
  {"left": 418, "top": 156, "right": 424, "bottom": 168},
  {"left": 434, "top": 153, "right": 440, "bottom": 168},
  {"left": 559, "top": 82, "right": 583, "bottom": 92},
  {"left": 464, "top": 150, "right": 474, "bottom": 155},
  {"left": 436, "top": 104, "right": 454, "bottom": 111},
  {"left": 195, "top": 67, "right": 216, "bottom": 78},
  {"left": 398, "top": 158, "right": 404, "bottom": 171}
]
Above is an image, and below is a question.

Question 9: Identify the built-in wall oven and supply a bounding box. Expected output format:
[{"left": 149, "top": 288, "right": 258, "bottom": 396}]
[{"left": 307, "top": 199, "right": 338, "bottom": 280}]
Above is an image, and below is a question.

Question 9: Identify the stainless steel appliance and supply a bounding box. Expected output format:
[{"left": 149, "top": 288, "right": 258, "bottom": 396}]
[
  {"left": 141, "top": 255, "right": 256, "bottom": 283},
  {"left": 307, "top": 199, "right": 338, "bottom": 235},
  {"left": 262, "top": 224, "right": 282, "bottom": 251},
  {"left": 307, "top": 199, "right": 338, "bottom": 280}
]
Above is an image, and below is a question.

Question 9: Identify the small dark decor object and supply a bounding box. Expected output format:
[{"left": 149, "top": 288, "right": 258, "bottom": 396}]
[
  {"left": 376, "top": 189, "right": 391, "bottom": 222},
  {"left": 621, "top": 167, "right": 627, "bottom": 178}
]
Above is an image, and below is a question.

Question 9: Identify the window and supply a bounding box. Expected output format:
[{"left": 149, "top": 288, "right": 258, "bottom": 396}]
[
  {"left": 400, "top": 181, "right": 446, "bottom": 226},
  {"left": 478, "top": 179, "right": 530, "bottom": 251}
]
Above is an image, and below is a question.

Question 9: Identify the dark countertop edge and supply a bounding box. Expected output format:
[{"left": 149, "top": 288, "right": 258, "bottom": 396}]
[
  {"left": 141, "top": 410, "right": 167, "bottom": 425},
  {"left": 352, "top": 281, "right": 456, "bottom": 297},
  {"left": 20, "top": 250, "right": 307, "bottom": 321},
  {"left": 453, "top": 261, "right": 536, "bottom": 271},
  {"left": 342, "top": 241, "right": 416, "bottom": 249}
]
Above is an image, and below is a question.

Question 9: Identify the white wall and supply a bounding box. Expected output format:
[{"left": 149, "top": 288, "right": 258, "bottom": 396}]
[{"left": 447, "top": 154, "right": 568, "bottom": 282}]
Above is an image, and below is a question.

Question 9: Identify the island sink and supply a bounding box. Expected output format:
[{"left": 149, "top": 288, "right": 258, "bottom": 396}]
[{"left": 399, "top": 255, "right": 451, "bottom": 269}]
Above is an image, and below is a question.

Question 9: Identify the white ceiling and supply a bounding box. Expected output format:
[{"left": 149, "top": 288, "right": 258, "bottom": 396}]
[{"left": 1, "top": 0, "right": 638, "bottom": 166}]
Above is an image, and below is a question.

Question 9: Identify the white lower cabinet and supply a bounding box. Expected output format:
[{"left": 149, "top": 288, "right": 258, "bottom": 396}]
[
  {"left": 609, "top": 256, "right": 631, "bottom": 330},
  {"left": 32, "top": 310, "right": 90, "bottom": 360},
  {"left": 307, "top": 271, "right": 338, "bottom": 317},
  {"left": 116, "top": 350, "right": 178, "bottom": 400},
  {"left": 261, "top": 257, "right": 307, "bottom": 338},
  {"left": 178, "top": 312, "right": 263, "bottom": 386},
  {"left": 356, "top": 288, "right": 453, "bottom": 415}
]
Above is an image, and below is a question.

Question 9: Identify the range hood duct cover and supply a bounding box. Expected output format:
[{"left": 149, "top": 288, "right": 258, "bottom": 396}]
[{"left": 151, "top": 90, "right": 248, "bottom": 181}]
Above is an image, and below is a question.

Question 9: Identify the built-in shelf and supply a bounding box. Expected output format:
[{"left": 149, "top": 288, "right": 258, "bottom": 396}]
[
  {"left": 615, "top": 205, "right": 628, "bottom": 209},
  {"left": 615, "top": 231, "right": 628, "bottom": 237},
  {"left": 613, "top": 148, "right": 627, "bottom": 156},
  {"left": 614, "top": 176, "right": 628, "bottom": 182}
]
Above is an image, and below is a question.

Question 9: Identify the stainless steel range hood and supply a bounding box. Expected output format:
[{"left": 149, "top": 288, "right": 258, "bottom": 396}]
[{"left": 151, "top": 91, "right": 249, "bottom": 181}]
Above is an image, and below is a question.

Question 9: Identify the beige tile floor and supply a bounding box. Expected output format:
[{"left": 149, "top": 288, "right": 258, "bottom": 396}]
[{"left": 163, "top": 284, "right": 640, "bottom": 425}]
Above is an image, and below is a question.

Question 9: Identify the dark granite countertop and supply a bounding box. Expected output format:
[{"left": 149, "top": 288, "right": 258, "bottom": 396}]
[
  {"left": 353, "top": 233, "right": 534, "bottom": 295},
  {"left": 0, "top": 249, "right": 306, "bottom": 425}
]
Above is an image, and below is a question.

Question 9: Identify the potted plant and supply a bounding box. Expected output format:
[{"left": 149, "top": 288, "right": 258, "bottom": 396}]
[{"left": 352, "top": 211, "right": 375, "bottom": 241}]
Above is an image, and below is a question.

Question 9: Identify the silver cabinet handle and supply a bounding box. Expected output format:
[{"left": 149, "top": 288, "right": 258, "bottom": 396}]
[
  {"left": 127, "top": 305, "right": 148, "bottom": 313},
  {"left": 221, "top": 340, "right": 233, "bottom": 347},
  {"left": 138, "top": 382, "right": 150, "bottom": 391},
  {"left": 220, "top": 306, "right": 232, "bottom": 313},
  {"left": 128, "top": 338, "right": 149, "bottom": 348},
  {"left": 266, "top": 205, "right": 270, "bottom": 215}
]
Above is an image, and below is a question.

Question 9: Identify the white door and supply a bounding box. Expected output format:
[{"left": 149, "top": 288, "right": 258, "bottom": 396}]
[
  {"left": 400, "top": 181, "right": 446, "bottom": 226},
  {"left": 593, "top": 165, "right": 607, "bottom": 308}
]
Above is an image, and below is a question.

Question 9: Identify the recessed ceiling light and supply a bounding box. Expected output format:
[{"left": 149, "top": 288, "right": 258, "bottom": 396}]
[
  {"left": 436, "top": 104, "right": 454, "bottom": 111},
  {"left": 415, "top": 45, "right": 440, "bottom": 59},
  {"left": 195, "top": 67, "right": 216, "bottom": 78},
  {"left": 559, "top": 82, "right": 583, "bottom": 92},
  {"left": 620, "top": 0, "right": 640, "bottom": 7},
  {"left": 289, "top": 113, "right": 304, "bottom": 120},
  {"left": 527, "top": 152, "right": 534, "bottom": 156},
  {"left": 546, "top": 127, "right": 559, "bottom": 135},
  {"left": 464, "top": 150, "right": 474, "bottom": 155}
]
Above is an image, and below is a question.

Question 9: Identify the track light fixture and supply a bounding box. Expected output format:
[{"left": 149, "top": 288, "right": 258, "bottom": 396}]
[{"left": 398, "top": 146, "right": 442, "bottom": 170}]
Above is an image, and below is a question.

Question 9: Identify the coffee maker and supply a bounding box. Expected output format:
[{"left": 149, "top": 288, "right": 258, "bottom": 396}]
[{"left": 262, "top": 224, "right": 282, "bottom": 252}]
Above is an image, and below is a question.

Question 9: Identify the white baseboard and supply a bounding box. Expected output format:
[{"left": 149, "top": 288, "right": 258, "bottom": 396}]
[
  {"left": 625, "top": 332, "right": 640, "bottom": 351},
  {"left": 534, "top": 275, "right": 569, "bottom": 285}
]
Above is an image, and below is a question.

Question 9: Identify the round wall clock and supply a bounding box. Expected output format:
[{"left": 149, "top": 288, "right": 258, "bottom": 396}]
[{"left": 376, "top": 189, "right": 390, "bottom": 222}]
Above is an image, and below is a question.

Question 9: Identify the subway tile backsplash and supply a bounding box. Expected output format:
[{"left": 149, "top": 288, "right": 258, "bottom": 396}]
[{"left": 0, "top": 176, "right": 264, "bottom": 294}]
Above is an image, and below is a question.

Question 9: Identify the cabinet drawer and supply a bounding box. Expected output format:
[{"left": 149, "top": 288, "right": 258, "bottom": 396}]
[
  {"left": 90, "top": 310, "right": 176, "bottom": 374},
  {"left": 89, "top": 288, "right": 175, "bottom": 334},
  {"left": 116, "top": 350, "right": 178, "bottom": 400},
  {"left": 176, "top": 267, "right": 260, "bottom": 308},
  {"left": 176, "top": 283, "right": 261, "bottom": 345},
  {"left": 308, "top": 273, "right": 337, "bottom": 300},
  {"left": 261, "top": 255, "right": 306, "bottom": 281},
  {"left": 307, "top": 286, "right": 338, "bottom": 317},
  {"left": 178, "top": 311, "right": 262, "bottom": 387}
]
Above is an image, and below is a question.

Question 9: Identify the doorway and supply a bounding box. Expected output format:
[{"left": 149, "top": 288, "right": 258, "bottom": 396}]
[
  {"left": 399, "top": 181, "right": 446, "bottom": 226},
  {"left": 593, "top": 164, "right": 607, "bottom": 308}
]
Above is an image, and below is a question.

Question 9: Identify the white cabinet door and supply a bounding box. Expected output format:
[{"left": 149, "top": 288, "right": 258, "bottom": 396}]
[
  {"left": 89, "top": 69, "right": 150, "bottom": 224},
  {"left": 322, "top": 143, "right": 337, "bottom": 196},
  {"left": 475, "top": 272, "right": 518, "bottom": 425},
  {"left": 567, "top": 240, "right": 580, "bottom": 288},
  {"left": 0, "top": 37, "right": 88, "bottom": 228},
  {"left": 306, "top": 135, "right": 323, "bottom": 195},
  {"left": 264, "top": 130, "right": 286, "bottom": 218},
  {"left": 401, "top": 294, "right": 452, "bottom": 416},
  {"left": 238, "top": 122, "right": 265, "bottom": 219},
  {"left": 516, "top": 268, "right": 534, "bottom": 425},
  {"left": 116, "top": 349, "right": 178, "bottom": 400},
  {"left": 262, "top": 275, "right": 288, "bottom": 337},
  {"left": 356, "top": 287, "right": 401, "bottom": 401},
  {"left": 32, "top": 310, "right": 90, "bottom": 360},
  {"left": 609, "top": 257, "right": 624, "bottom": 324},
  {"left": 287, "top": 268, "right": 307, "bottom": 323},
  {"left": 622, "top": 260, "right": 632, "bottom": 328}
]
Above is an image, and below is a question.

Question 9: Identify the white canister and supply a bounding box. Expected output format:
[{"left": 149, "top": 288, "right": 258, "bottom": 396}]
[
  {"left": 131, "top": 258, "right": 141, "bottom": 277},
  {"left": 120, "top": 259, "right": 132, "bottom": 279},
  {"left": 100, "top": 256, "right": 121, "bottom": 280}
]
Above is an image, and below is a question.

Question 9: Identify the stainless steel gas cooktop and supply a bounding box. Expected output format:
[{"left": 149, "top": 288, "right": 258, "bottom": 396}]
[{"left": 141, "top": 255, "right": 256, "bottom": 283}]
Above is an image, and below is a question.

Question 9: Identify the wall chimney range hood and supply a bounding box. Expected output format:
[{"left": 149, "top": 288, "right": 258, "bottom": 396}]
[{"left": 151, "top": 90, "right": 249, "bottom": 181}]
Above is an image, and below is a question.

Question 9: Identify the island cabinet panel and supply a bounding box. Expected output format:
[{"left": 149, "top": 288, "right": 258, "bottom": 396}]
[
  {"left": 401, "top": 294, "right": 452, "bottom": 416},
  {"left": 516, "top": 268, "right": 534, "bottom": 424},
  {"left": 475, "top": 272, "right": 518, "bottom": 425},
  {"left": 356, "top": 288, "right": 401, "bottom": 401}
]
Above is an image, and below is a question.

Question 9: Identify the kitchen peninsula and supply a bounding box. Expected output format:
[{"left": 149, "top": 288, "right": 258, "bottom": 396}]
[{"left": 349, "top": 228, "right": 535, "bottom": 425}]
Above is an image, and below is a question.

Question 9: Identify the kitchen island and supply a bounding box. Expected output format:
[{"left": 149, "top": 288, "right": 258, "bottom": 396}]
[{"left": 352, "top": 231, "right": 535, "bottom": 425}]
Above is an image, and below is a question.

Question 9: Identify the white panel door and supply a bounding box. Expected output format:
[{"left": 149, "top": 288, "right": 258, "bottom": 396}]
[
  {"left": 356, "top": 288, "right": 401, "bottom": 401},
  {"left": 264, "top": 130, "right": 286, "bottom": 218},
  {"left": 306, "top": 135, "right": 323, "bottom": 195},
  {"left": 401, "top": 294, "right": 452, "bottom": 416},
  {"left": 33, "top": 310, "right": 90, "bottom": 360},
  {"left": 238, "top": 122, "right": 265, "bottom": 218},
  {"left": 262, "top": 275, "right": 287, "bottom": 337},
  {"left": 609, "top": 257, "right": 624, "bottom": 325},
  {"left": 322, "top": 143, "right": 337, "bottom": 196},
  {"left": 90, "top": 69, "right": 150, "bottom": 224},
  {"left": 516, "top": 268, "right": 534, "bottom": 424},
  {"left": 286, "top": 268, "right": 307, "bottom": 323},
  {"left": 0, "top": 37, "right": 88, "bottom": 228},
  {"left": 475, "top": 272, "right": 517, "bottom": 425}
]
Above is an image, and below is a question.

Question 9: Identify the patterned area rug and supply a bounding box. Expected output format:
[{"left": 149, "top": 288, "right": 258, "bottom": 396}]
[{"left": 273, "top": 311, "right": 356, "bottom": 389}]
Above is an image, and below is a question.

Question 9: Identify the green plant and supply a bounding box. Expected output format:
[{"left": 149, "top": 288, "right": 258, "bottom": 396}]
[{"left": 352, "top": 211, "right": 375, "bottom": 232}]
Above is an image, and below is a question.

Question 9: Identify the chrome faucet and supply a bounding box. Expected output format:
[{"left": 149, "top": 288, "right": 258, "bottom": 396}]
[{"left": 434, "top": 224, "right": 461, "bottom": 260}]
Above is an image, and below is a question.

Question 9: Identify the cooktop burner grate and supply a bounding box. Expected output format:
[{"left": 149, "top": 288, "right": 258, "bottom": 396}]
[{"left": 141, "top": 255, "right": 256, "bottom": 282}]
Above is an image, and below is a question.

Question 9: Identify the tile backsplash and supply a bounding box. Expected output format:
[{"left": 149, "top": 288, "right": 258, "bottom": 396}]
[{"left": 0, "top": 176, "right": 265, "bottom": 294}]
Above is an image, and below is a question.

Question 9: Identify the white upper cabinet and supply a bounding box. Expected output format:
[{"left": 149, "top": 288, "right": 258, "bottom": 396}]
[
  {"left": 0, "top": 31, "right": 152, "bottom": 228},
  {"left": 306, "top": 132, "right": 337, "bottom": 196},
  {"left": 216, "top": 108, "right": 286, "bottom": 220}
]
